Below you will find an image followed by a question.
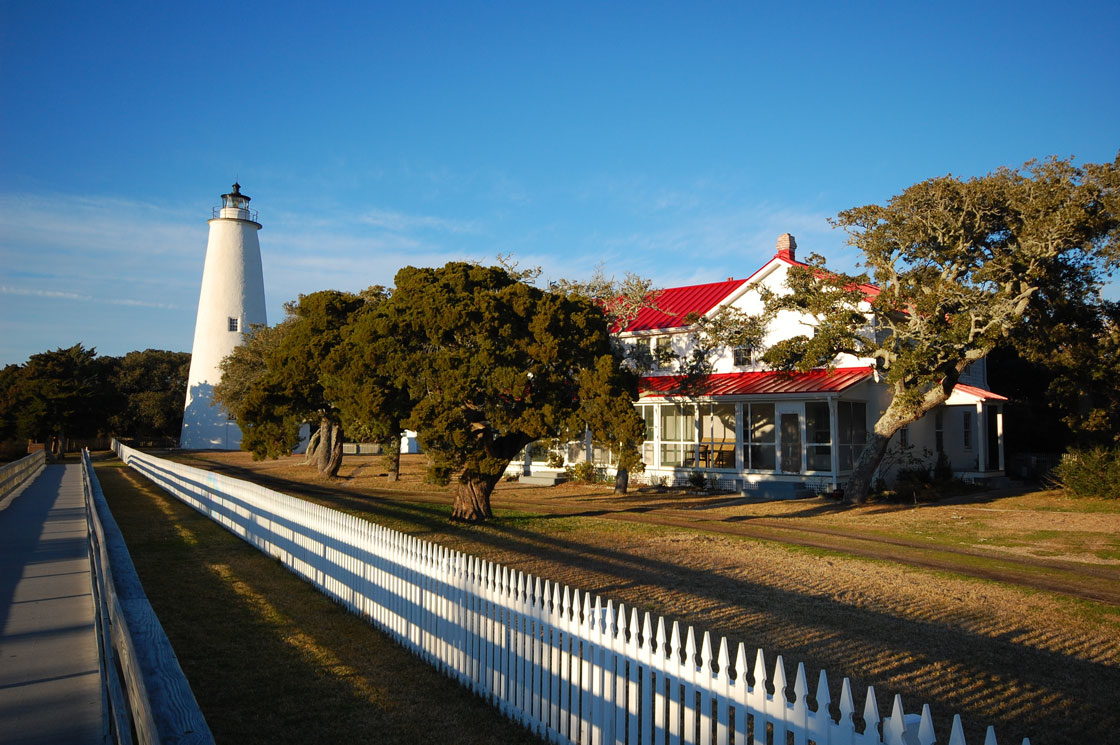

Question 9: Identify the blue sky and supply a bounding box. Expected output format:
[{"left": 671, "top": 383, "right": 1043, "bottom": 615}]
[{"left": 1, "top": 1, "right": 1117, "bottom": 365}]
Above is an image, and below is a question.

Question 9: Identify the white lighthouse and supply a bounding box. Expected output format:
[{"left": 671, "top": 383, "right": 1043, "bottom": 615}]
[{"left": 180, "top": 183, "right": 268, "bottom": 449}]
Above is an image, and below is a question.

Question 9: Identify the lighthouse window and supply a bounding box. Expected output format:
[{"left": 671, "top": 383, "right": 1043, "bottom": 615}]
[{"left": 228, "top": 317, "right": 239, "bottom": 332}]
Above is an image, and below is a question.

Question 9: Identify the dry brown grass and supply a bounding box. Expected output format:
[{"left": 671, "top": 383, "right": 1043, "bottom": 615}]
[
  {"left": 94, "top": 459, "right": 544, "bottom": 745},
  {"left": 139, "top": 450, "right": 1120, "bottom": 744}
]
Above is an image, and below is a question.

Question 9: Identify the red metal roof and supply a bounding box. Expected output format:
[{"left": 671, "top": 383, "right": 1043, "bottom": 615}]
[
  {"left": 620, "top": 256, "right": 881, "bottom": 334},
  {"left": 952, "top": 383, "right": 1008, "bottom": 401},
  {"left": 777, "top": 255, "right": 881, "bottom": 302},
  {"left": 639, "top": 367, "right": 873, "bottom": 397},
  {"left": 622, "top": 278, "right": 747, "bottom": 332}
]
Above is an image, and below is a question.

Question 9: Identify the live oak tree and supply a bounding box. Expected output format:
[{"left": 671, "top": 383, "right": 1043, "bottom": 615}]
[
  {"left": 763, "top": 155, "right": 1119, "bottom": 503},
  {"left": 215, "top": 290, "right": 365, "bottom": 476},
  {"left": 382, "top": 262, "right": 639, "bottom": 521},
  {"left": 0, "top": 344, "right": 115, "bottom": 454},
  {"left": 213, "top": 321, "right": 301, "bottom": 460},
  {"left": 322, "top": 286, "right": 413, "bottom": 481},
  {"left": 552, "top": 270, "right": 660, "bottom": 493},
  {"left": 107, "top": 349, "right": 191, "bottom": 444}
]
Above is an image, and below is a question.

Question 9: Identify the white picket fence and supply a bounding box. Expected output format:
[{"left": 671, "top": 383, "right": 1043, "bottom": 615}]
[{"left": 111, "top": 441, "right": 1029, "bottom": 745}]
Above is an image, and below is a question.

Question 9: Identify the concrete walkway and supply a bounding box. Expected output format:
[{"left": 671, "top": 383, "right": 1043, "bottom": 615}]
[{"left": 0, "top": 464, "right": 103, "bottom": 745}]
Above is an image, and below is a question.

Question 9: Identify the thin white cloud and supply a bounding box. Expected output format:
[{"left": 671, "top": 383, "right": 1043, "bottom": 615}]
[
  {"left": 358, "top": 208, "right": 481, "bottom": 235},
  {"left": 0, "top": 285, "right": 181, "bottom": 309}
]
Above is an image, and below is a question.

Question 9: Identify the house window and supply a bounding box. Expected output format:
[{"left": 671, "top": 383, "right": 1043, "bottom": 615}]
[
  {"left": 962, "top": 411, "right": 973, "bottom": 451},
  {"left": 744, "top": 403, "right": 776, "bottom": 471},
  {"left": 228, "top": 317, "right": 239, "bottom": 332},
  {"left": 653, "top": 336, "right": 674, "bottom": 369},
  {"left": 659, "top": 403, "right": 696, "bottom": 467},
  {"left": 732, "top": 345, "right": 753, "bottom": 366},
  {"left": 899, "top": 426, "right": 910, "bottom": 448},
  {"left": 638, "top": 404, "right": 656, "bottom": 467},
  {"left": 527, "top": 441, "right": 551, "bottom": 465},
  {"left": 935, "top": 411, "right": 944, "bottom": 453},
  {"left": 698, "top": 403, "right": 737, "bottom": 469},
  {"left": 591, "top": 444, "right": 617, "bottom": 466},
  {"left": 839, "top": 401, "right": 869, "bottom": 470},
  {"left": 805, "top": 401, "right": 832, "bottom": 471}
]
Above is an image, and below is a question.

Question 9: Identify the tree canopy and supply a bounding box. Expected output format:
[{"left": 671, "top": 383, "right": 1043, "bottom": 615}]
[
  {"left": 377, "top": 262, "right": 641, "bottom": 520},
  {"left": 0, "top": 345, "right": 188, "bottom": 455},
  {"left": 107, "top": 349, "right": 191, "bottom": 442},
  {"left": 761, "top": 155, "right": 1119, "bottom": 502},
  {"left": 214, "top": 290, "right": 365, "bottom": 476},
  {"left": 319, "top": 286, "right": 414, "bottom": 481}
]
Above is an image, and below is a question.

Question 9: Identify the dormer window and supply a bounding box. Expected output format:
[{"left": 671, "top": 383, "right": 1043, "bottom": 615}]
[{"left": 228, "top": 317, "right": 239, "bottom": 332}]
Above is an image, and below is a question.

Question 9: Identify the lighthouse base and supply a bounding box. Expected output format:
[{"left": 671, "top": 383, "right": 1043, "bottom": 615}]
[{"left": 180, "top": 382, "right": 242, "bottom": 450}]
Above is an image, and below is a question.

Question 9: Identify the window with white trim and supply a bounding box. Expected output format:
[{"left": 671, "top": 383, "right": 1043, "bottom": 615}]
[
  {"left": 732, "top": 345, "right": 753, "bottom": 366},
  {"left": 228, "top": 317, "right": 239, "bottom": 332},
  {"left": 698, "top": 403, "right": 737, "bottom": 469},
  {"left": 962, "top": 411, "right": 973, "bottom": 450},
  {"left": 839, "top": 401, "right": 869, "bottom": 470},
  {"left": 805, "top": 401, "right": 832, "bottom": 471},
  {"left": 653, "top": 336, "right": 675, "bottom": 369},
  {"left": 637, "top": 404, "right": 656, "bottom": 467},
  {"left": 659, "top": 403, "right": 696, "bottom": 467},
  {"left": 744, "top": 403, "right": 776, "bottom": 471}
]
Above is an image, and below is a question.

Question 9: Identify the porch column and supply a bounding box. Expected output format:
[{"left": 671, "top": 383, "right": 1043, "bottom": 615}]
[
  {"left": 997, "top": 405, "right": 1005, "bottom": 472},
  {"left": 976, "top": 401, "right": 988, "bottom": 473},
  {"left": 829, "top": 397, "right": 840, "bottom": 489}
]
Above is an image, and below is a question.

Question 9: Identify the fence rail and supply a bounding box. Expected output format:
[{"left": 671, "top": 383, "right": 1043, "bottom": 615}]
[
  {"left": 0, "top": 449, "right": 46, "bottom": 502},
  {"left": 83, "top": 449, "right": 215, "bottom": 745},
  {"left": 112, "top": 441, "right": 1028, "bottom": 745}
]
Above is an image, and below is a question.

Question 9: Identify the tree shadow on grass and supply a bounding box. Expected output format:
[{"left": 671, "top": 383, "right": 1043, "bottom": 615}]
[
  {"left": 97, "top": 464, "right": 543, "bottom": 745},
  {"left": 304, "top": 486, "right": 1118, "bottom": 745},
  {"left": 158, "top": 456, "right": 1118, "bottom": 745}
]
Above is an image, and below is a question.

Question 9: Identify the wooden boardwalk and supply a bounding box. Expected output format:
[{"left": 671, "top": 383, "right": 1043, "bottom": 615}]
[{"left": 0, "top": 464, "right": 103, "bottom": 745}]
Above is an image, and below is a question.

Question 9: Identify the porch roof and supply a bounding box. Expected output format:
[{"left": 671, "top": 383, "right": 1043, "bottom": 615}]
[
  {"left": 639, "top": 367, "right": 874, "bottom": 398},
  {"left": 947, "top": 383, "right": 1009, "bottom": 403}
]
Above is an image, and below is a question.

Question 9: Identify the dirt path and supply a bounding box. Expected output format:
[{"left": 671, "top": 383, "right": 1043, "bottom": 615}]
[{"left": 175, "top": 455, "right": 1120, "bottom": 605}]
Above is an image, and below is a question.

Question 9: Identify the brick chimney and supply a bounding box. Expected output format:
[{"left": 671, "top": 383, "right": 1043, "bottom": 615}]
[{"left": 776, "top": 233, "right": 797, "bottom": 261}]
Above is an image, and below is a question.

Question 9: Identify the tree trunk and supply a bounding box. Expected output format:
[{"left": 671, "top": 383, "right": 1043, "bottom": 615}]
[
  {"left": 614, "top": 467, "right": 630, "bottom": 494},
  {"left": 843, "top": 432, "right": 894, "bottom": 504},
  {"left": 301, "top": 424, "right": 322, "bottom": 465},
  {"left": 452, "top": 474, "right": 498, "bottom": 522},
  {"left": 844, "top": 382, "right": 955, "bottom": 504},
  {"left": 383, "top": 436, "right": 401, "bottom": 482},
  {"left": 315, "top": 418, "right": 344, "bottom": 478}
]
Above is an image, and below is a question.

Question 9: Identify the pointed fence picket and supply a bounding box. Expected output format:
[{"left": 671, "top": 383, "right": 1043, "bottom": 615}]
[{"left": 111, "top": 440, "right": 1032, "bottom": 745}]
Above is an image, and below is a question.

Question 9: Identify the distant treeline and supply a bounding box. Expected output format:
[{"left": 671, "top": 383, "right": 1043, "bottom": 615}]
[{"left": 0, "top": 344, "right": 189, "bottom": 459}]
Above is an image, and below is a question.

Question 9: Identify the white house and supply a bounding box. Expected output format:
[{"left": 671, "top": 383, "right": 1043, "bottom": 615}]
[{"left": 518, "top": 234, "right": 1006, "bottom": 498}]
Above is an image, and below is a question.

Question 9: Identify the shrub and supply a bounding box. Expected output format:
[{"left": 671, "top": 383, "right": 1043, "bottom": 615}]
[
  {"left": 896, "top": 467, "right": 931, "bottom": 485},
  {"left": 932, "top": 451, "right": 953, "bottom": 481},
  {"left": 1055, "top": 447, "right": 1120, "bottom": 499},
  {"left": 687, "top": 471, "right": 707, "bottom": 489},
  {"left": 545, "top": 450, "right": 565, "bottom": 469},
  {"left": 568, "top": 461, "right": 600, "bottom": 483}
]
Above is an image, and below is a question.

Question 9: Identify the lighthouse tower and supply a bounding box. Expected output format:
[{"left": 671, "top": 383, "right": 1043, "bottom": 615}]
[{"left": 180, "top": 183, "right": 267, "bottom": 449}]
